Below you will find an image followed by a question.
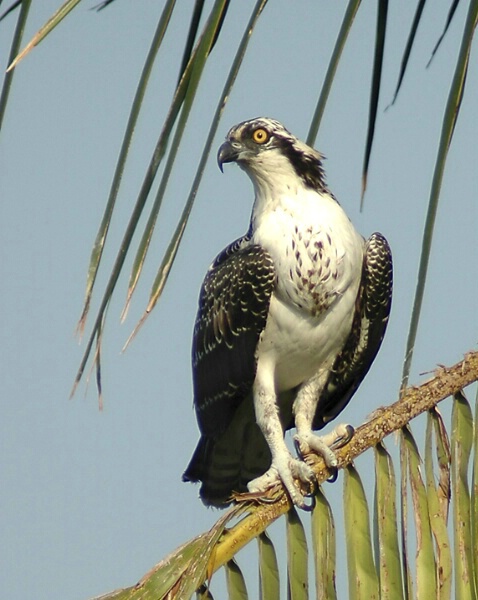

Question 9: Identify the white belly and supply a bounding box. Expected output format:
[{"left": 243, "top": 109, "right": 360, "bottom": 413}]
[
  {"left": 259, "top": 285, "right": 359, "bottom": 391},
  {"left": 252, "top": 189, "right": 364, "bottom": 392}
]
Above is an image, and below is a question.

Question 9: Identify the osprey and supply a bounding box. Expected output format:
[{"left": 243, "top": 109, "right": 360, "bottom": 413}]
[{"left": 183, "top": 117, "right": 392, "bottom": 508}]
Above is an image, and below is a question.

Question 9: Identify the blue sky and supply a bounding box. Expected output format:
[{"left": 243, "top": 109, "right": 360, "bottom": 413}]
[{"left": 1, "top": 1, "right": 477, "bottom": 598}]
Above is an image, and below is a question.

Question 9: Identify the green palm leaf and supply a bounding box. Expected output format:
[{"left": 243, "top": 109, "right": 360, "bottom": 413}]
[
  {"left": 311, "top": 488, "right": 337, "bottom": 600},
  {"left": 76, "top": 0, "right": 177, "bottom": 336},
  {"left": 71, "top": 0, "right": 231, "bottom": 395},
  {"left": 225, "top": 560, "right": 249, "bottom": 600},
  {"left": 7, "top": 0, "right": 82, "bottom": 71},
  {"left": 286, "top": 507, "right": 309, "bottom": 599},
  {"left": 427, "top": 0, "right": 461, "bottom": 68},
  {"left": 451, "top": 391, "right": 476, "bottom": 600},
  {"left": 401, "top": 0, "right": 478, "bottom": 389},
  {"left": 403, "top": 426, "right": 437, "bottom": 596},
  {"left": 2, "top": 4, "right": 478, "bottom": 599},
  {"left": 123, "top": 0, "right": 268, "bottom": 347},
  {"left": 90, "top": 354, "right": 477, "bottom": 599},
  {"left": 0, "top": 0, "right": 32, "bottom": 131},
  {"left": 473, "top": 392, "right": 478, "bottom": 589},
  {"left": 388, "top": 0, "right": 427, "bottom": 106},
  {"left": 425, "top": 410, "right": 452, "bottom": 598},
  {"left": 307, "top": 0, "right": 362, "bottom": 146},
  {"left": 121, "top": 0, "right": 230, "bottom": 319},
  {"left": 258, "top": 532, "right": 280, "bottom": 600},
  {"left": 5, "top": 1, "right": 472, "bottom": 399},
  {"left": 344, "top": 464, "right": 379, "bottom": 599},
  {"left": 360, "top": 0, "right": 388, "bottom": 203},
  {"left": 374, "top": 442, "right": 403, "bottom": 599}
]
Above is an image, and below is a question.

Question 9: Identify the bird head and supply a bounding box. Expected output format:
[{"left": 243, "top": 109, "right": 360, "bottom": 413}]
[{"left": 217, "top": 117, "right": 327, "bottom": 192}]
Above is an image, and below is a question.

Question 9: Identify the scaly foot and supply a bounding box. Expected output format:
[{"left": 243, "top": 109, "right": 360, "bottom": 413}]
[
  {"left": 247, "top": 451, "right": 315, "bottom": 508},
  {"left": 294, "top": 423, "right": 355, "bottom": 465}
]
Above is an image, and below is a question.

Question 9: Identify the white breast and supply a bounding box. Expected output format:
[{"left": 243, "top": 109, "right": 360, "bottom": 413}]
[{"left": 251, "top": 186, "right": 364, "bottom": 392}]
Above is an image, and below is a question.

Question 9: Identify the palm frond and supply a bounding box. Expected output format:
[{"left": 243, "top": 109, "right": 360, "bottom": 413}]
[
  {"left": 344, "top": 464, "right": 379, "bottom": 599},
  {"left": 93, "top": 0, "right": 119, "bottom": 10},
  {"left": 451, "top": 391, "right": 475, "bottom": 599},
  {"left": 225, "top": 560, "right": 248, "bottom": 599},
  {"left": 403, "top": 426, "right": 437, "bottom": 594},
  {"left": 258, "top": 532, "right": 280, "bottom": 600},
  {"left": 0, "top": 1, "right": 474, "bottom": 406},
  {"left": 427, "top": 0, "right": 462, "bottom": 68},
  {"left": 123, "top": 0, "right": 268, "bottom": 348},
  {"left": 121, "top": 0, "right": 230, "bottom": 320},
  {"left": 388, "top": 0, "right": 427, "bottom": 107},
  {"left": 7, "top": 0, "right": 82, "bottom": 71},
  {"left": 286, "top": 508, "right": 309, "bottom": 599},
  {"left": 399, "top": 422, "right": 413, "bottom": 598},
  {"left": 178, "top": 0, "right": 206, "bottom": 85},
  {"left": 401, "top": 0, "right": 478, "bottom": 389},
  {"left": 311, "top": 489, "right": 337, "bottom": 600},
  {"left": 473, "top": 391, "right": 478, "bottom": 587},
  {"left": 0, "top": 0, "right": 22, "bottom": 23},
  {"left": 0, "top": 0, "right": 31, "bottom": 131},
  {"left": 2, "top": 3, "right": 478, "bottom": 599},
  {"left": 6, "top": 2, "right": 470, "bottom": 401},
  {"left": 374, "top": 443, "right": 403, "bottom": 599},
  {"left": 76, "top": 0, "right": 177, "bottom": 337},
  {"left": 307, "top": 0, "right": 362, "bottom": 146},
  {"left": 360, "top": 0, "right": 388, "bottom": 204},
  {"left": 425, "top": 410, "right": 452, "bottom": 597},
  {"left": 71, "top": 0, "right": 231, "bottom": 397},
  {"left": 94, "top": 351, "right": 478, "bottom": 599}
]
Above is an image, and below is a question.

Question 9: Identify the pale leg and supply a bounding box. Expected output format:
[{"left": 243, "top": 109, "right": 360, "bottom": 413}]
[
  {"left": 247, "top": 376, "right": 314, "bottom": 508},
  {"left": 293, "top": 372, "right": 352, "bottom": 465}
]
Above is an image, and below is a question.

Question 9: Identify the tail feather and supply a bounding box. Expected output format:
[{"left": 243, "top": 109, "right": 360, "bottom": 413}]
[{"left": 183, "top": 399, "right": 271, "bottom": 506}]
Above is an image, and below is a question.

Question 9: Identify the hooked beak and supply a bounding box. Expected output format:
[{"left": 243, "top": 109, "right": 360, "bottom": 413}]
[{"left": 217, "top": 140, "right": 241, "bottom": 173}]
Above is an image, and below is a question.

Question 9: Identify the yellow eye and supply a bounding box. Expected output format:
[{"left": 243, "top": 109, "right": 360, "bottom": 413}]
[{"left": 252, "top": 127, "right": 269, "bottom": 144}]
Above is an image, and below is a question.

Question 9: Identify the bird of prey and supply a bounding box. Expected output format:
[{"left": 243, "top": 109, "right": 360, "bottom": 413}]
[{"left": 183, "top": 117, "right": 392, "bottom": 508}]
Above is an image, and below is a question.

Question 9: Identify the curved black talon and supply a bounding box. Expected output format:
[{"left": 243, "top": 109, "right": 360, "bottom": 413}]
[
  {"left": 330, "top": 424, "right": 355, "bottom": 451},
  {"left": 294, "top": 437, "right": 305, "bottom": 460},
  {"left": 326, "top": 467, "right": 338, "bottom": 483},
  {"left": 308, "top": 474, "right": 318, "bottom": 496},
  {"left": 301, "top": 492, "right": 316, "bottom": 512},
  {"left": 343, "top": 424, "right": 355, "bottom": 444}
]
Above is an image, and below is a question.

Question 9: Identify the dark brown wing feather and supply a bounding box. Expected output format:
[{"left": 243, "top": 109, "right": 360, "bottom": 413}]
[
  {"left": 183, "top": 238, "right": 276, "bottom": 504},
  {"left": 312, "top": 232, "right": 393, "bottom": 429},
  {"left": 192, "top": 238, "right": 276, "bottom": 436}
]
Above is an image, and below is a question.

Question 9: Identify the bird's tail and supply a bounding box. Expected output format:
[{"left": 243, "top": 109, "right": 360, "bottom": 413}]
[{"left": 183, "top": 402, "right": 271, "bottom": 507}]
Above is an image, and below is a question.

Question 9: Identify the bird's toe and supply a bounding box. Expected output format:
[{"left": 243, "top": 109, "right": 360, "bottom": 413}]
[
  {"left": 328, "top": 423, "right": 355, "bottom": 450},
  {"left": 294, "top": 432, "right": 338, "bottom": 468},
  {"left": 247, "top": 454, "right": 315, "bottom": 509}
]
